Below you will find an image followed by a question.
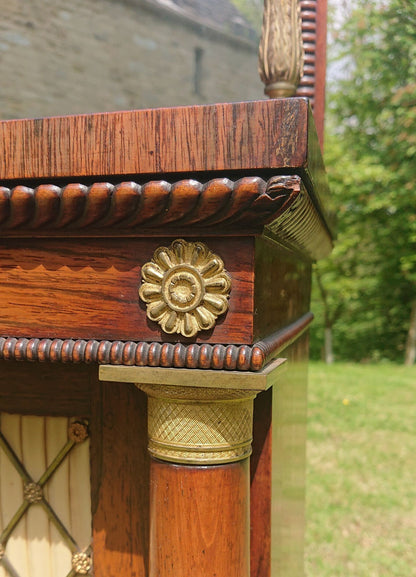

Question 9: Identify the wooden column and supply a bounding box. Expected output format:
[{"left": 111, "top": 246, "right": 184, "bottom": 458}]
[
  {"left": 149, "top": 460, "right": 249, "bottom": 577},
  {"left": 145, "top": 385, "right": 252, "bottom": 577},
  {"left": 100, "top": 362, "right": 285, "bottom": 577}
]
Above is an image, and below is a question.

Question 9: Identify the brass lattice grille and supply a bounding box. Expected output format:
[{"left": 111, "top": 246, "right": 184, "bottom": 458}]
[{"left": 0, "top": 415, "right": 92, "bottom": 577}]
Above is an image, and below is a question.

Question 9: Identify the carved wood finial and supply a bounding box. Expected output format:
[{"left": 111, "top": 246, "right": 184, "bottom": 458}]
[{"left": 259, "top": 0, "right": 304, "bottom": 98}]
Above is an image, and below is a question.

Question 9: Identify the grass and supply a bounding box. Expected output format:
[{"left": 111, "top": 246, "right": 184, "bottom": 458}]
[{"left": 305, "top": 362, "right": 416, "bottom": 577}]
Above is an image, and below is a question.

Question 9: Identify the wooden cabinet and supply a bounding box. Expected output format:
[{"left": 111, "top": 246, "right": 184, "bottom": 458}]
[{"left": 0, "top": 98, "right": 332, "bottom": 577}]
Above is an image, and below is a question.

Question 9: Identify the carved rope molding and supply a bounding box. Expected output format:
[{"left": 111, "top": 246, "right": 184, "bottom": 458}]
[
  {"left": 0, "top": 313, "right": 313, "bottom": 372},
  {"left": 0, "top": 176, "right": 300, "bottom": 232},
  {"left": 0, "top": 174, "right": 332, "bottom": 259}
]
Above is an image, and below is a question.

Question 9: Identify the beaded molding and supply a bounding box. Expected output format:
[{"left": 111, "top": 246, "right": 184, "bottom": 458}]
[{"left": 0, "top": 312, "right": 313, "bottom": 372}]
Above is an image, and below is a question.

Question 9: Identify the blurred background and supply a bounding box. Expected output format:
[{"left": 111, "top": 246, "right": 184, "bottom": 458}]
[{"left": 0, "top": 0, "right": 262, "bottom": 118}]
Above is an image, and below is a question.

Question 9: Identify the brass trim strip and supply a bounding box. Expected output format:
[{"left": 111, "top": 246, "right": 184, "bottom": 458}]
[{"left": 100, "top": 357, "right": 286, "bottom": 391}]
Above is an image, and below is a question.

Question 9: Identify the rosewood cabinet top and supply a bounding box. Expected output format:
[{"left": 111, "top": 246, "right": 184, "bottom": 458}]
[
  {"left": 0, "top": 99, "right": 333, "bottom": 370},
  {"left": 0, "top": 98, "right": 316, "bottom": 177},
  {"left": 0, "top": 99, "right": 330, "bottom": 220},
  {"left": 0, "top": 99, "right": 332, "bottom": 248}
]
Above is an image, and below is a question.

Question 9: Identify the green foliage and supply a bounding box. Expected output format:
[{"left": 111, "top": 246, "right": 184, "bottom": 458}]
[
  {"left": 229, "top": 0, "right": 263, "bottom": 33},
  {"left": 311, "top": 0, "right": 416, "bottom": 362}
]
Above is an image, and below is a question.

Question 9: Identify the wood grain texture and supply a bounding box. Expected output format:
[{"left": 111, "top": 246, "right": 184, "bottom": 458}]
[
  {"left": 254, "top": 237, "right": 312, "bottom": 341},
  {"left": 0, "top": 237, "right": 254, "bottom": 344},
  {"left": 91, "top": 380, "right": 149, "bottom": 577},
  {"left": 0, "top": 361, "right": 92, "bottom": 416},
  {"left": 0, "top": 313, "right": 312, "bottom": 371},
  {"left": 0, "top": 176, "right": 299, "bottom": 235},
  {"left": 250, "top": 389, "right": 272, "bottom": 577},
  {"left": 149, "top": 459, "right": 250, "bottom": 577},
  {"left": 0, "top": 100, "right": 310, "bottom": 180}
]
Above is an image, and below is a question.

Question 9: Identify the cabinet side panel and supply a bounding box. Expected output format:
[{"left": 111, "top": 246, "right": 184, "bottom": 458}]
[
  {"left": 271, "top": 333, "right": 309, "bottom": 577},
  {"left": 250, "top": 388, "right": 272, "bottom": 577},
  {"left": 254, "top": 237, "right": 312, "bottom": 341}
]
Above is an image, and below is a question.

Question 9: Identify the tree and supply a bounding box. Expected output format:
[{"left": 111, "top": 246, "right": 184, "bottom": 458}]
[
  {"left": 230, "top": 0, "right": 263, "bottom": 32},
  {"left": 313, "top": 0, "right": 416, "bottom": 363}
]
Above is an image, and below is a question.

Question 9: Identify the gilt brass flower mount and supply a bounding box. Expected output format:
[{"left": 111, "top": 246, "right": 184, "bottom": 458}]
[{"left": 139, "top": 239, "right": 232, "bottom": 338}]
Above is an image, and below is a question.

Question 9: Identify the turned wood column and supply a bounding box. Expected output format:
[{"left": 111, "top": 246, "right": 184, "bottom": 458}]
[
  {"left": 149, "top": 460, "right": 249, "bottom": 577},
  {"left": 144, "top": 385, "right": 252, "bottom": 577},
  {"left": 100, "top": 362, "right": 285, "bottom": 577}
]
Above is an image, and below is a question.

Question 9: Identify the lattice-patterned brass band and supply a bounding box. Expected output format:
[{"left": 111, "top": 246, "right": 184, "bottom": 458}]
[{"left": 139, "top": 384, "right": 255, "bottom": 465}]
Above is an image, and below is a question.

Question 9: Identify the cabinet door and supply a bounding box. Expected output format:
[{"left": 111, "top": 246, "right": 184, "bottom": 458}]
[{"left": 0, "top": 363, "right": 150, "bottom": 577}]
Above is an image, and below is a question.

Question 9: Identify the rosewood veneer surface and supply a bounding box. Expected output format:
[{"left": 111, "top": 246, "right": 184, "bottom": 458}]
[
  {"left": 0, "top": 99, "right": 332, "bottom": 577},
  {"left": 0, "top": 99, "right": 331, "bottom": 370}
]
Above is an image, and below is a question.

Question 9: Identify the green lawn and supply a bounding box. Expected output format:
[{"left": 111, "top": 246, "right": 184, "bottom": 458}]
[{"left": 306, "top": 362, "right": 416, "bottom": 577}]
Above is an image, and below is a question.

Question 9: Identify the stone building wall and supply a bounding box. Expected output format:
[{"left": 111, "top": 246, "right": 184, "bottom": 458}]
[{"left": 0, "top": 0, "right": 262, "bottom": 120}]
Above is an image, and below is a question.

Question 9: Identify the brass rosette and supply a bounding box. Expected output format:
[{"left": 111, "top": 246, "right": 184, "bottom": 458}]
[{"left": 139, "top": 239, "right": 232, "bottom": 338}]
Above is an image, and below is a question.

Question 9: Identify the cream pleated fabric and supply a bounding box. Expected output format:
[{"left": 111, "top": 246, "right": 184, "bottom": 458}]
[{"left": 0, "top": 414, "right": 91, "bottom": 577}]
